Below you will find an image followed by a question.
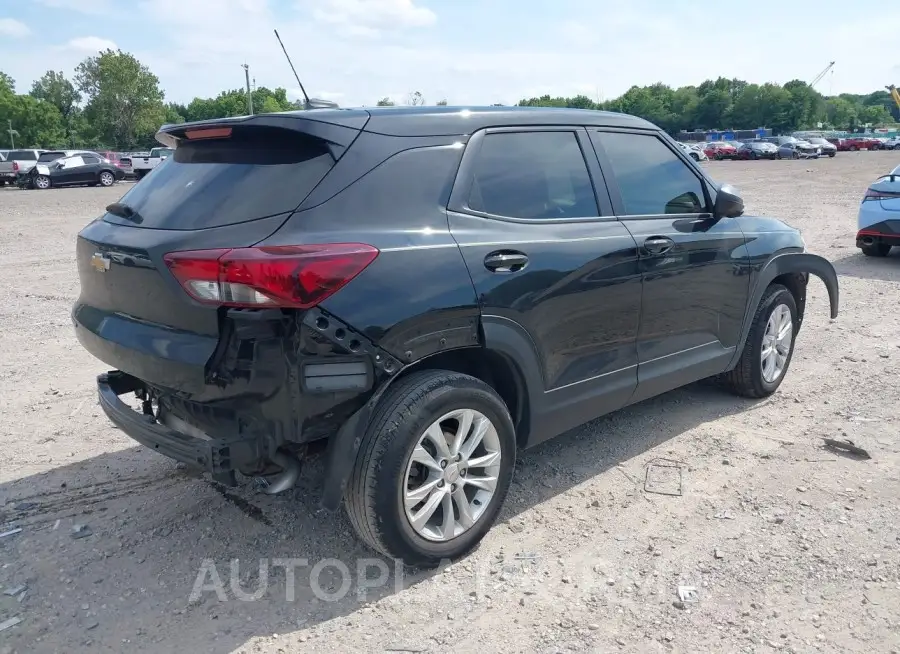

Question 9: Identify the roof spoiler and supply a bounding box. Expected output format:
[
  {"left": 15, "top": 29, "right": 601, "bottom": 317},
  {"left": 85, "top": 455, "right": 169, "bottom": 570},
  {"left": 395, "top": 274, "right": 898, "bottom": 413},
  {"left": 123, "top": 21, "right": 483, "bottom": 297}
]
[{"left": 155, "top": 110, "right": 370, "bottom": 150}]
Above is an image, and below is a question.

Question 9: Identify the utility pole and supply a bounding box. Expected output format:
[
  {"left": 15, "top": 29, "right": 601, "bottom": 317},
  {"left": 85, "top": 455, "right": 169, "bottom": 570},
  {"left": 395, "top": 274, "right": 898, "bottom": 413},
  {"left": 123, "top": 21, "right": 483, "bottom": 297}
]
[
  {"left": 7, "top": 120, "right": 16, "bottom": 149},
  {"left": 242, "top": 64, "right": 254, "bottom": 115}
]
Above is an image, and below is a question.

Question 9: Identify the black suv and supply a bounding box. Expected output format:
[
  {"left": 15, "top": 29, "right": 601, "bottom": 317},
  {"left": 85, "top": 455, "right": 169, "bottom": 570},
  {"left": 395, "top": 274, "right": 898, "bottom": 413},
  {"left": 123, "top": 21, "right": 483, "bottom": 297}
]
[{"left": 73, "top": 107, "right": 839, "bottom": 565}]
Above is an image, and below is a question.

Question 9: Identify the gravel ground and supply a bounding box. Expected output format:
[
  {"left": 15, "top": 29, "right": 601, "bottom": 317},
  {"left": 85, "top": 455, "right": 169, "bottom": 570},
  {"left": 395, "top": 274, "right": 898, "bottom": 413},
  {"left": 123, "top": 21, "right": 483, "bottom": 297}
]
[{"left": 0, "top": 153, "right": 898, "bottom": 654}]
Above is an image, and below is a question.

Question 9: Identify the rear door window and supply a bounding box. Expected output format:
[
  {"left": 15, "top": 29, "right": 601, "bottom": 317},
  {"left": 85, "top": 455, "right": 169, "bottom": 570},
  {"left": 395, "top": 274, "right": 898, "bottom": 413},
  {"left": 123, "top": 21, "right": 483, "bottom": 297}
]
[
  {"left": 466, "top": 131, "right": 599, "bottom": 219},
  {"left": 109, "top": 126, "right": 336, "bottom": 230},
  {"left": 591, "top": 131, "right": 708, "bottom": 216}
]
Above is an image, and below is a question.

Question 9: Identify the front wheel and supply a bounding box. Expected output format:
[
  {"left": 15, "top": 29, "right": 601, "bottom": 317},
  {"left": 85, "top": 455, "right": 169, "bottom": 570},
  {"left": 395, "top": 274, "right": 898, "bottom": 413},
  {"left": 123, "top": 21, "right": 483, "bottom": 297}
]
[
  {"left": 345, "top": 370, "right": 516, "bottom": 566},
  {"left": 720, "top": 284, "right": 798, "bottom": 399},
  {"left": 34, "top": 175, "right": 51, "bottom": 190},
  {"left": 690, "top": 152, "right": 699, "bottom": 161}
]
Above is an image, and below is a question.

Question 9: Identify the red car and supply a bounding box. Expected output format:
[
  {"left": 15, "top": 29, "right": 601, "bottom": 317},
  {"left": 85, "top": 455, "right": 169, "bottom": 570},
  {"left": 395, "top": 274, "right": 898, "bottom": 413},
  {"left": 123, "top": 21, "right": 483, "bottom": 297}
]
[
  {"left": 703, "top": 142, "right": 738, "bottom": 160},
  {"left": 829, "top": 137, "right": 881, "bottom": 151}
]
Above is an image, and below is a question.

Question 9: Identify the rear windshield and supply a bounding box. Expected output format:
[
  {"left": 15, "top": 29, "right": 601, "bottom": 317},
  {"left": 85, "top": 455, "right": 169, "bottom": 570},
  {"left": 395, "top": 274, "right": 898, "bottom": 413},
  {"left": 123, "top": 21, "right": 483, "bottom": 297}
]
[
  {"left": 38, "top": 151, "right": 67, "bottom": 162},
  {"left": 109, "top": 126, "right": 335, "bottom": 230},
  {"left": 8, "top": 150, "right": 37, "bottom": 161}
]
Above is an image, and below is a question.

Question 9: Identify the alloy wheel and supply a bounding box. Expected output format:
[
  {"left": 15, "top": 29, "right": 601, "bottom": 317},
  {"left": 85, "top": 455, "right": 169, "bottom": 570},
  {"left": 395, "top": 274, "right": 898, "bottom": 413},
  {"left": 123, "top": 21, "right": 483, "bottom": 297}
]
[
  {"left": 403, "top": 408, "right": 502, "bottom": 542},
  {"left": 761, "top": 304, "right": 793, "bottom": 383}
]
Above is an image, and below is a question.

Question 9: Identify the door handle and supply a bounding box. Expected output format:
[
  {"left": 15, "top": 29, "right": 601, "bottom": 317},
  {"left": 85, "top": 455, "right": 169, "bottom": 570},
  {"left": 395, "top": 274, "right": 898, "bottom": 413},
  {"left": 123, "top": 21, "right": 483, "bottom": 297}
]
[
  {"left": 643, "top": 236, "right": 675, "bottom": 255},
  {"left": 484, "top": 251, "right": 528, "bottom": 272}
]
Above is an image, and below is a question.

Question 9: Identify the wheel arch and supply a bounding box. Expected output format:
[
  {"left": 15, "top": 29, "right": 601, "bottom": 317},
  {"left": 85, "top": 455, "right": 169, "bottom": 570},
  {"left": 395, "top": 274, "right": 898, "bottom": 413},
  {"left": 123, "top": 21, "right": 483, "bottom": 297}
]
[
  {"left": 319, "top": 317, "right": 543, "bottom": 511},
  {"left": 727, "top": 252, "right": 838, "bottom": 371}
]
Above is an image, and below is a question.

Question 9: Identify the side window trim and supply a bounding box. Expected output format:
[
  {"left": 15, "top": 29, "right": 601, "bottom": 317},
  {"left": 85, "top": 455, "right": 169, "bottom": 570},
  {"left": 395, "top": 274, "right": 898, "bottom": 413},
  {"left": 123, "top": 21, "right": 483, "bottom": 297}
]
[
  {"left": 589, "top": 127, "right": 715, "bottom": 219},
  {"left": 447, "top": 126, "right": 618, "bottom": 224}
]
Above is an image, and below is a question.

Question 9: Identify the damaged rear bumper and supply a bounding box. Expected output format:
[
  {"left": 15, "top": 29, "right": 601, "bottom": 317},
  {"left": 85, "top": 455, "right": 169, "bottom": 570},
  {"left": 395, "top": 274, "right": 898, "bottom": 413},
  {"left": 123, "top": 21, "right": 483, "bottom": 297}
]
[{"left": 97, "top": 371, "right": 259, "bottom": 474}]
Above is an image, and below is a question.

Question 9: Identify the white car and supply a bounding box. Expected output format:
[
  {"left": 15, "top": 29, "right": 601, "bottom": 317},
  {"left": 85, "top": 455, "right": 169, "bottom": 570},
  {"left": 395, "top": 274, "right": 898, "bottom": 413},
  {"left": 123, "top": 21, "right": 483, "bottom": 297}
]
[
  {"left": 131, "top": 147, "right": 174, "bottom": 180},
  {"left": 677, "top": 142, "right": 708, "bottom": 162},
  {"left": 856, "top": 164, "right": 900, "bottom": 257},
  {"left": 882, "top": 137, "right": 900, "bottom": 150}
]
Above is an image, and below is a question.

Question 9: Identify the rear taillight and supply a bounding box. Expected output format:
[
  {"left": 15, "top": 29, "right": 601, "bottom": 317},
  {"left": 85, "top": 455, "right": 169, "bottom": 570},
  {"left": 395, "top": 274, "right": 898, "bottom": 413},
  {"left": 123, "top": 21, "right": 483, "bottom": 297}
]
[
  {"left": 863, "top": 187, "right": 900, "bottom": 202},
  {"left": 163, "top": 243, "right": 379, "bottom": 309},
  {"left": 12, "top": 162, "right": 18, "bottom": 172}
]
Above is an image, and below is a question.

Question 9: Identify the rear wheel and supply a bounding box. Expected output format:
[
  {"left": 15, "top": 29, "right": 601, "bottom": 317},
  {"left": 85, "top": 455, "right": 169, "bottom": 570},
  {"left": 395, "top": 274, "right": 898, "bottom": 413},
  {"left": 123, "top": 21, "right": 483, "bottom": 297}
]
[
  {"left": 134, "top": 170, "right": 146, "bottom": 181},
  {"left": 99, "top": 171, "right": 115, "bottom": 187},
  {"left": 720, "top": 285, "right": 798, "bottom": 399},
  {"left": 849, "top": 145, "right": 858, "bottom": 151},
  {"left": 345, "top": 370, "right": 516, "bottom": 566},
  {"left": 34, "top": 175, "right": 51, "bottom": 190},
  {"left": 861, "top": 243, "right": 892, "bottom": 257}
]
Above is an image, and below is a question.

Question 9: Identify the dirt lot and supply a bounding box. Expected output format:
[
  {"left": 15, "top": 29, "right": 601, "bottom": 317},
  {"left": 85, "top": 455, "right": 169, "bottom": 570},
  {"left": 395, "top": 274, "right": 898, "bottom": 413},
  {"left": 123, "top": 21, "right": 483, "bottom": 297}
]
[{"left": 0, "top": 153, "right": 899, "bottom": 654}]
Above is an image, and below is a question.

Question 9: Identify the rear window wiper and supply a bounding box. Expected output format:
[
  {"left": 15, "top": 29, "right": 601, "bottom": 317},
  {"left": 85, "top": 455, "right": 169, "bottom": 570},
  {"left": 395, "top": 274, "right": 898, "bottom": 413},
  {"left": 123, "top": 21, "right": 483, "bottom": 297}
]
[{"left": 105, "top": 202, "right": 144, "bottom": 224}]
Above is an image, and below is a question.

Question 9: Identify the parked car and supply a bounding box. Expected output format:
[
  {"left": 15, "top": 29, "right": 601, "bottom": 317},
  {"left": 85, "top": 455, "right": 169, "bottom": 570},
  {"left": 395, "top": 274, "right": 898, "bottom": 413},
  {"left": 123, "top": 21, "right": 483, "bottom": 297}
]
[
  {"left": 131, "top": 147, "right": 173, "bottom": 180},
  {"left": 841, "top": 137, "right": 881, "bottom": 151},
  {"left": 100, "top": 151, "right": 135, "bottom": 178},
  {"left": 856, "top": 164, "right": 900, "bottom": 257},
  {"left": 703, "top": 141, "right": 737, "bottom": 160},
  {"left": 21, "top": 153, "right": 125, "bottom": 189},
  {"left": 735, "top": 141, "right": 778, "bottom": 160},
  {"left": 677, "top": 141, "right": 707, "bottom": 161},
  {"left": 777, "top": 141, "right": 820, "bottom": 159},
  {"left": 0, "top": 149, "right": 44, "bottom": 184},
  {"left": 882, "top": 137, "right": 900, "bottom": 150},
  {"left": 802, "top": 138, "right": 837, "bottom": 157},
  {"left": 72, "top": 106, "right": 839, "bottom": 565}
]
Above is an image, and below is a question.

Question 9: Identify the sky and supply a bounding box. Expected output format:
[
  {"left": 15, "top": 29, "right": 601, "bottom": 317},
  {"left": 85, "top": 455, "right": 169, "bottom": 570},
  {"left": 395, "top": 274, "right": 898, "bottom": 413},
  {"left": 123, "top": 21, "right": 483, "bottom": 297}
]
[{"left": 1, "top": 0, "right": 898, "bottom": 108}]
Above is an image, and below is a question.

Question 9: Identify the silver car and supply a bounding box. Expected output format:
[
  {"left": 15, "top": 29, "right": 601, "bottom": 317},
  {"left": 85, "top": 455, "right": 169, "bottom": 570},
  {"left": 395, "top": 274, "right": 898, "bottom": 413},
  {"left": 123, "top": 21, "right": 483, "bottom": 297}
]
[
  {"left": 802, "top": 138, "right": 837, "bottom": 158},
  {"left": 777, "top": 141, "right": 820, "bottom": 159}
]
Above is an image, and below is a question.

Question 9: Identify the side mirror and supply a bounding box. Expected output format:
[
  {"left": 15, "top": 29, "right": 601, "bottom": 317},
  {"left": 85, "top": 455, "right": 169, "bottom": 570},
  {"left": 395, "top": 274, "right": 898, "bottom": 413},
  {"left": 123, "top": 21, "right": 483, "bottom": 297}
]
[{"left": 713, "top": 184, "right": 744, "bottom": 218}]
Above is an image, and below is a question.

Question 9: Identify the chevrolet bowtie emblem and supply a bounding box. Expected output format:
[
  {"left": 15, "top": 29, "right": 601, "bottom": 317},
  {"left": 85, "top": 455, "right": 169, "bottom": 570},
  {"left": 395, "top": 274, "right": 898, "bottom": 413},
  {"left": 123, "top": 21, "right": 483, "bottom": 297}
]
[{"left": 90, "top": 252, "right": 111, "bottom": 273}]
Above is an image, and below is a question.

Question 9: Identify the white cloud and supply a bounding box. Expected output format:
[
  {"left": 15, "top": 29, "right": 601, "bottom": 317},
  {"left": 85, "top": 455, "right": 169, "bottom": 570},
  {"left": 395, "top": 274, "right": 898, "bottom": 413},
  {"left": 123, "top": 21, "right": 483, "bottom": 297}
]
[
  {"left": 0, "top": 19, "right": 31, "bottom": 38},
  {"left": 66, "top": 37, "right": 119, "bottom": 54},
  {"left": 311, "top": 0, "right": 437, "bottom": 35},
  {"left": 35, "top": 0, "right": 117, "bottom": 14}
]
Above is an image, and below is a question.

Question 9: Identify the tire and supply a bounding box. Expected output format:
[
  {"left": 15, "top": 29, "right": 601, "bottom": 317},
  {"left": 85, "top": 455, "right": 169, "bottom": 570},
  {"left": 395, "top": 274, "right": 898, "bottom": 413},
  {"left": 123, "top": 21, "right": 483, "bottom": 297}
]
[
  {"left": 720, "top": 284, "right": 798, "bottom": 399},
  {"left": 34, "top": 175, "right": 51, "bottom": 190},
  {"left": 99, "top": 171, "right": 115, "bottom": 187},
  {"left": 134, "top": 170, "right": 146, "bottom": 181},
  {"left": 792, "top": 151, "right": 800, "bottom": 159},
  {"left": 345, "top": 370, "right": 516, "bottom": 567},
  {"left": 861, "top": 243, "right": 891, "bottom": 257},
  {"left": 849, "top": 145, "right": 858, "bottom": 151},
  {"left": 776, "top": 153, "right": 782, "bottom": 160},
  {"left": 690, "top": 152, "right": 699, "bottom": 161}
]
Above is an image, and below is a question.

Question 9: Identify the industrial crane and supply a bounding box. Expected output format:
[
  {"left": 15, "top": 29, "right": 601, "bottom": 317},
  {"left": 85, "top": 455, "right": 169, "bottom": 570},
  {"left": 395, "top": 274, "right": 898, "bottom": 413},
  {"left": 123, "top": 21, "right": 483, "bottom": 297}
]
[
  {"left": 885, "top": 85, "right": 900, "bottom": 113},
  {"left": 809, "top": 61, "right": 835, "bottom": 89}
]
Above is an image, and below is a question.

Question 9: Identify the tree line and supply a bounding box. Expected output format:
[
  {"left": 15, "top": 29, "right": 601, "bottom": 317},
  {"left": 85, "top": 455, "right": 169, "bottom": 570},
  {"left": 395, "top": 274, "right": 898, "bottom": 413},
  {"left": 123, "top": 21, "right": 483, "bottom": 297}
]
[
  {"left": 518, "top": 78, "right": 897, "bottom": 135},
  {"left": 1, "top": 49, "right": 897, "bottom": 151}
]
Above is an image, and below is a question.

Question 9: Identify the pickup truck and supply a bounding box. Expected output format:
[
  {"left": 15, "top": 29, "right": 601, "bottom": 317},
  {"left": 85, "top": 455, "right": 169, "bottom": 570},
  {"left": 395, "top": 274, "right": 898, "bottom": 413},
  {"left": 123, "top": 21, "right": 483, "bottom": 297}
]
[
  {"left": 0, "top": 149, "right": 44, "bottom": 185},
  {"left": 131, "top": 147, "right": 173, "bottom": 180}
]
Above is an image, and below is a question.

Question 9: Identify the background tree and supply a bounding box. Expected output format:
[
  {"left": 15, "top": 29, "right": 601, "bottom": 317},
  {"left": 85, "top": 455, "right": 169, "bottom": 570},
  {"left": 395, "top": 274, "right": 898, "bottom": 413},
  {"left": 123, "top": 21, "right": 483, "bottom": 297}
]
[
  {"left": 30, "top": 70, "right": 81, "bottom": 146},
  {"left": 74, "top": 49, "right": 165, "bottom": 149},
  {"left": 436, "top": 98, "right": 448, "bottom": 106},
  {"left": 406, "top": 91, "right": 424, "bottom": 106},
  {"left": 376, "top": 97, "right": 395, "bottom": 106}
]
